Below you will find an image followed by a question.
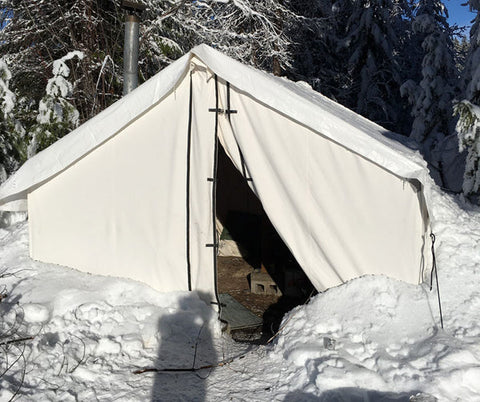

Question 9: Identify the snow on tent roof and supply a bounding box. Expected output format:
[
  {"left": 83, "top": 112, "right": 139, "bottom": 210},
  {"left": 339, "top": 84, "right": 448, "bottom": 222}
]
[{"left": 0, "top": 44, "right": 431, "bottom": 211}]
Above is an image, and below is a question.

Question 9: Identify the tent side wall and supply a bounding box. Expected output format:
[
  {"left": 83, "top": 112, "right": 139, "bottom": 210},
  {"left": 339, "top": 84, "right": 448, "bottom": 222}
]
[
  {"left": 28, "top": 72, "right": 194, "bottom": 293},
  {"left": 217, "top": 82, "right": 430, "bottom": 291}
]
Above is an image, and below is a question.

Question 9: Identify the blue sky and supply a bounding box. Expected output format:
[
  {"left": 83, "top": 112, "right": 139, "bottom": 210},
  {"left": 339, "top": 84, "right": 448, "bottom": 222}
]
[
  {"left": 0, "top": 10, "right": 11, "bottom": 29},
  {"left": 446, "top": 1, "right": 475, "bottom": 28}
]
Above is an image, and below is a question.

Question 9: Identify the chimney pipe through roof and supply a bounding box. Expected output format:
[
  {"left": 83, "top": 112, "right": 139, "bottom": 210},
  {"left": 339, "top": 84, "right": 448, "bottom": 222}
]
[{"left": 122, "top": 1, "right": 145, "bottom": 95}]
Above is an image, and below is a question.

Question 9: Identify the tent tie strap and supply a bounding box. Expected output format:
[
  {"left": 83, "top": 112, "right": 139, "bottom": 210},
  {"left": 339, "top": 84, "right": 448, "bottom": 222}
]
[
  {"left": 429, "top": 232, "right": 444, "bottom": 329},
  {"left": 208, "top": 108, "right": 237, "bottom": 115},
  {"left": 205, "top": 243, "right": 219, "bottom": 248},
  {"left": 210, "top": 301, "right": 226, "bottom": 307}
]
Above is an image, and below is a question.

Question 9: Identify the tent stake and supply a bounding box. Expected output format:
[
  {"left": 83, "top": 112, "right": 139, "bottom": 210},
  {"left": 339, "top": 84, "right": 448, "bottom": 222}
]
[{"left": 430, "top": 233, "right": 444, "bottom": 329}]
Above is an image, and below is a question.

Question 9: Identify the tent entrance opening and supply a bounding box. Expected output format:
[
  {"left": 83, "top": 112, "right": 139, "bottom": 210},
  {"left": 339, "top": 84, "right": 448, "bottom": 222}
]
[{"left": 216, "top": 145, "right": 315, "bottom": 340}]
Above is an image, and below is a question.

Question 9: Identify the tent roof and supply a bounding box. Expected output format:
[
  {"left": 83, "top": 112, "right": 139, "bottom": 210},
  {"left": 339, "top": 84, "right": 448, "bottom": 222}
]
[{"left": 0, "top": 44, "right": 431, "bottom": 211}]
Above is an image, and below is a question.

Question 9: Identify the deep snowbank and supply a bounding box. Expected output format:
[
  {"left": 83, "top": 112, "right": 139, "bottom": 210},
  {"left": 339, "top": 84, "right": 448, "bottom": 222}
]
[{"left": 270, "top": 188, "right": 480, "bottom": 401}]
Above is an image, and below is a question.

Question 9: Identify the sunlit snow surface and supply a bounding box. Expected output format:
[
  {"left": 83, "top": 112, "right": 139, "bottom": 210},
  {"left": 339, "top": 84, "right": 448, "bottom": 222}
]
[{"left": 1, "top": 186, "right": 480, "bottom": 401}]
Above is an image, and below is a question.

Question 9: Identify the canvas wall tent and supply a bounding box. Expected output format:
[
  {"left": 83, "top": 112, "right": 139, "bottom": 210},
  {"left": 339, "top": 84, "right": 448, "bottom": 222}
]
[{"left": 0, "top": 45, "right": 434, "bottom": 306}]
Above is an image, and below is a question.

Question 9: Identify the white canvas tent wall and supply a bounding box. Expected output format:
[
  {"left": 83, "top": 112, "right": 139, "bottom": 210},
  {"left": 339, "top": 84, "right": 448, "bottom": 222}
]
[{"left": 0, "top": 45, "right": 434, "bottom": 306}]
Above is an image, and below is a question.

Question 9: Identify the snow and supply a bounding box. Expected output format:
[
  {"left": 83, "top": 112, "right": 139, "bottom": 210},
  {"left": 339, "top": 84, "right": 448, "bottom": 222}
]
[
  {"left": 0, "top": 58, "right": 16, "bottom": 117},
  {"left": 0, "top": 184, "right": 480, "bottom": 401},
  {"left": 44, "top": 51, "right": 84, "bottom": 103},
  {"left": 51, "top": 51, "right": 84, "bottom": 79},
  {"left": 36, "top": 51, "right": 84, "bottom": 126}
]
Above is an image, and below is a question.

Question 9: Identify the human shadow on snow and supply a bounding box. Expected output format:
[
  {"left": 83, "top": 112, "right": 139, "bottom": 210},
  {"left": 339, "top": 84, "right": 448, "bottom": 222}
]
[{"left": 151, "top": 293, "right": 217, "bottom": 402}]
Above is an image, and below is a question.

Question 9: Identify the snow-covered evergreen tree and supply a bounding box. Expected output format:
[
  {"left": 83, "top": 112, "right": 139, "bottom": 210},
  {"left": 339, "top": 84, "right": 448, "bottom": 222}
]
[
  {"left": 286, "top": 0, "right": 347, "bottom": 100},
  {"left": 463, "top": 0, "right": 480, "bottom": 104},
  {"left": 454, "top": 101, "right": 480, "bottom": 196},
  {"left": 28, "top": 52, "right": 84, "bottom": 157},
  {"left": 0, "top": 60, "right": 15, "bottom": 118},
  {"left": 455, "top": 0, "right": 480, "bottom": 198},
  {"left": 336, "top": 0, "right": 410, "bottom": 131},
  {"left": 454, "top": 35, "right": 470, "bottom": 77},
  {"left": 0, "top": 58, "right": 24, "bottom": 183},
  {"left": 0, "top": 0, "right": 124, "bottom": 121},
  {"left": 0, "top": 59, "right": 14, "bottom": 183},
  {"left": 401, "top": 0, "right": 457, "bottom": 145}
]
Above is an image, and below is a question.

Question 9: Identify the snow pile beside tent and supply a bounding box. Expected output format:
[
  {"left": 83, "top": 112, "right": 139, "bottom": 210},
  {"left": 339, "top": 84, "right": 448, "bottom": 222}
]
[
  {"left": 0, "top": 223, "right": 223, "bottom": 401},
  {"left": 271, "top": 187, "right": 480, "bottom": 400},
  {"left": 1, "top": 185, "right": 480, "bottom": 401}
]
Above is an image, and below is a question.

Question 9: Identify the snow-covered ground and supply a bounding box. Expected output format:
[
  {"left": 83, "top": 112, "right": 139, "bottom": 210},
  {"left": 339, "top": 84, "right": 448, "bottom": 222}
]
[{"left": 1, "top": 186, "right": 480, "bottom": 401}]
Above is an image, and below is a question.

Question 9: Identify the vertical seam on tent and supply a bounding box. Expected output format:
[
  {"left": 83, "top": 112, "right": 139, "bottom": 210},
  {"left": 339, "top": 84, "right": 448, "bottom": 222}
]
[
  {"left": 227, "top": 82, "right": 251, "bottom": 182},
  {"left": 212, "top": 74, "right": 222, "bottom": 310},
  {"left": 186, "top": 71, "right": 193, "bottom": 292}
]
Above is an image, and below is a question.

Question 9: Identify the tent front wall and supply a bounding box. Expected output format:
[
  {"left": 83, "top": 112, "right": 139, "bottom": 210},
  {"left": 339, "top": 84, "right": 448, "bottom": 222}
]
[
  {"left": 28, "top": 61, "right": 219, "bottom": 301},
  {"left": 216, "top": 80, "right": 430, "bottom": 290},
  {"left": 28, "top": 58, "right": 430, "bottom": 302}
]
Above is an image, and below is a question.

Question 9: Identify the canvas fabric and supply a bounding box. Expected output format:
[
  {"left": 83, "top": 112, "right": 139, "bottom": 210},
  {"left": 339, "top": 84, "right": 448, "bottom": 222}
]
[
  {"left": 216, "top": 79, "right": 429, "bottom": 290},
  {"left": 1, "top": 49, "right": 434, "bottom": 302}
]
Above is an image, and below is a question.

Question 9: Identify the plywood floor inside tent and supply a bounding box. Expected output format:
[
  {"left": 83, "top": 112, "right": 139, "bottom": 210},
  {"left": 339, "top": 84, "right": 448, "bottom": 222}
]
[
  {"left": 217, "top": 256, "right": 278, "bottom": 317},
  {"left": 217, "top": 255, "right": 315, "bottom": 342}
]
